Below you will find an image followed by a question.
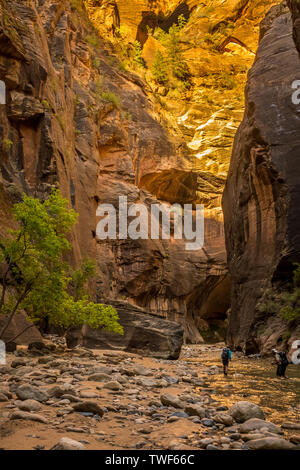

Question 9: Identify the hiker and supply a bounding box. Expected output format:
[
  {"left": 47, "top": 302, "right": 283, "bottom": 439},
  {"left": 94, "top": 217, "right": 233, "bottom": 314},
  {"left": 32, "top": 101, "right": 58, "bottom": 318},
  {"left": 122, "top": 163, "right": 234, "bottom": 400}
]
[
  {"left": 272, "top": 348, "right": 290, "bottom": 379},
  {"left": 221, "top": 346, "right": 232, "bottom": 376}
]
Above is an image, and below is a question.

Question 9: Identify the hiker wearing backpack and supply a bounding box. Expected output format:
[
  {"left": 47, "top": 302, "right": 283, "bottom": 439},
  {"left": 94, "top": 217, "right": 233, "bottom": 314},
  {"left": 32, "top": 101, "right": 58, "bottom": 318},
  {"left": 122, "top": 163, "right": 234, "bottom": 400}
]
[
  {"left": 221, "top": 346, "right": 232, "bottom": 376},
  {"left": 272, "top": 348, "right": 290, "bottom": 379}
]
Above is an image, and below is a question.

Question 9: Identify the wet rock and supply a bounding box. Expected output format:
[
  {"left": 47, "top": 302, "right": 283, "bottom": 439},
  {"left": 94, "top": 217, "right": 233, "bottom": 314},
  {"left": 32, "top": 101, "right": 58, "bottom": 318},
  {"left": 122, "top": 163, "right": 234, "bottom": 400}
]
[
  {"left": 88, "top": 373, "right": 111, "bottom": 382},
  {"left": 18, "top": 399, "right": 42, "bottom": 412},
  {"left": 0, "top": 393, "right": 8, "bottom": 402},
  {"left": 103, "top": 381, "right": 123, "bottom": 391},
  {"left": 133, "top": 365, "right": 152, "bottom": 376},
  {"left": 229, "top": 401, "right": 265, "bottom": 423},
  {"left": 282, "top": 422, "right": 300, "bottom": 431},
  {"left": 136, "top": 378, "right": 159, "bottom": 388},
  {"left": 79, "top": 391, "right": 98, "bottom": 399},
  {"left": 15, "top": 384, "right": 48, "bottom": 403},
  {"left": 11, "top": 358, "right": 29, "bottom": 368},
  {"left": 290, "top": 435, "right": 300, "bottom": 444},
  {"left": 10, "top": 411, "right": 48, "bottom": 423},
  {"left": 89, "top": 366, "right": 112, "bottom": 376},
  {"left": 51, "top": 437, "right": 85, "bottom": 450},
  {"left": 198, "top": 438, "right": 214, "bottom": 449},
  {"left": 245, "top": 437, "right": 296, "bottom": 450},
  {"left": 168, "top": 411, "right": 189, "bottom": 419},
  {"left": 239, "top": 418, "right": 282, "bottom": 435},
  {"left": 242, "top": 433, "right": 269, "bottom": 441},
  {"left": 47, "top": 385, "right": 76, "bottom": 398},
  {"left": 231, "top": 442, "right": 243, "bottom": 449},
  {"left": 72, "top": 401, "right": 104, "bottom": 416},
  {"left": 201, "top": 418, "right": 215, "bottom": 427},
  {"left": 184, "top": 404, "right": 206, "bottom": 418},
  {"left": 213, "top": 412, "right": 234, "bottom": 426},
  {"left": 160, "top": 394, "right": 184, "bottom": 409},
  {"left": 60, "top": 394, "right": 82, "bottom": 403}
]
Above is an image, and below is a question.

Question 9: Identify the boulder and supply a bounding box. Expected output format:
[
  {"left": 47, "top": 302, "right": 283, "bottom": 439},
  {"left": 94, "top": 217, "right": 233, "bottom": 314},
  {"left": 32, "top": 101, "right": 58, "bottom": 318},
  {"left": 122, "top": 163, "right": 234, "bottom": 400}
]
[
  {"left": 72, "top": 401, "right": 104, "bottom": 416},
  {"left": 245, "top": 437, "right": 296, "bottom": 450},
  {"left": 103, "top": 381, "right": 122, "bottom": 391},
  {"left": 51, "top": 437, "right": 85, "bottom": 451},
  {"left": 0, "top": 393, "right": 8, "bottom": 402},
  {"left": 18, "top": 399, "right": 42, "bottom": 412},
  {"left": 66, "top": 301, "right": 184, "bottom": 360},
  {"left": 10, "top": 411, "right": 47, "bottom": 423},
  {"left": 88, "top": 373, "right": 111, "bottom": 382},
  {"left": 239, "top": 418, "right": 282, "bottom": 435},
  {"left": 213, "top": 412, "right": 234, "bottom": 426},
  {"left": 160, "top": 393, "right": 184, "bottom": 409},
  {"left": 229, "top": 401, "right": 265, "bottom": 423},
  {"left": 184, "top": 404, "right": 206, "bottom": 418},
  {"left": 15, "top": 384, "right": 48, "bottom": 403}
]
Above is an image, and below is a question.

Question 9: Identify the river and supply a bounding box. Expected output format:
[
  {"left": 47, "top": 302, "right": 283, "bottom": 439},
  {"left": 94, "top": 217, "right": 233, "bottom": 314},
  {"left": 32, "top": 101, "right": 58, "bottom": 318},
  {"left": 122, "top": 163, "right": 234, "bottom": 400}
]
[{"left": 181, "top": 345, "right": 300, "bottom": 427}]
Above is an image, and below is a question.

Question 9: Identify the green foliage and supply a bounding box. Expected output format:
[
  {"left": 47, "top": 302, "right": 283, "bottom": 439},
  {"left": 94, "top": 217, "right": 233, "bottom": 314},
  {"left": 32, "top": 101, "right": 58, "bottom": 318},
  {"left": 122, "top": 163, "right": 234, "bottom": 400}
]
[
  {"left": 293, "top": 262, "right": 300, "bottom": 287},
  {"left": 69, "top": 259, "right": 96, "bottom": 301},
  {"left": 92, "top": 57, "right": 101, "bottom": 69},
  {"left": 2, "top": 138, "right": 13, "bottom": 152},
  {"left": 0, "top": 190, "right": 123, "bottom": 341},
  {"left": 151, "top": 50, "right": 168, "bottom": 85},
  {"left": 152, "top": 14, "right": 190, "bottom": 89},
  {"left": 218, "top": 72, "right": 236, "bottom": 90},
  {"left": 133, "top": 41, "right": 145, "bottom": 68},
  {"left": 111, "top": 27, "right": 145, "bottom": 74},
  {"left": 259, "top": 264, "right": 300, "bottom": 325},
  {"left": 93, "top": 77, "right": 121, "bottom": 109},
  {"left": 86, "top": 33, "right": 99, "bottom": 48},
  {"left": 70, "top": 0, "right": 84, "bottom": 12},
  {"left": 100, "top": 91, "right": 121, "bottom": 108},
  {"left": 41, "top": 99, "right": 50, "bottom": 109}
]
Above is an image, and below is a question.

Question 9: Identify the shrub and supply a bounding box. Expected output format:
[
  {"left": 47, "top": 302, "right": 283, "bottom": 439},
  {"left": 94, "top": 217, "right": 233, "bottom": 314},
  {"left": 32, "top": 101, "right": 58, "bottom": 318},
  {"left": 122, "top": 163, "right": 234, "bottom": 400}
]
[
  {"left": 2, "top": 138, "right": 13, "bottom": 152},
  {"left": 151, "top": 50, "right": 168, "bottom": 85},
  {"left": 0, "top": 190, "right": 123, "bottom": 342}
]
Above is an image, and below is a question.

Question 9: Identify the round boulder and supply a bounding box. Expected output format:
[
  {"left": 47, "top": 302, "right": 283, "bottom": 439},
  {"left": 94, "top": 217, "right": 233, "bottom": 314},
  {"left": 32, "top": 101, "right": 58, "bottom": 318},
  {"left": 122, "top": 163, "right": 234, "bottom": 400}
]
[{"left": 229, "top": 401, "right": 265, "bottom": 423}]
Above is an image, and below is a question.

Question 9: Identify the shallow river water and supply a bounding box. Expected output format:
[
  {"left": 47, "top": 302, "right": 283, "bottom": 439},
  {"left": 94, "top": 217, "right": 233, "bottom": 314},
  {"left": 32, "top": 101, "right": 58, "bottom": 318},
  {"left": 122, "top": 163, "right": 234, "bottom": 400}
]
[{"left": 181, "top": 346, "right": 300, "bottom": 427}]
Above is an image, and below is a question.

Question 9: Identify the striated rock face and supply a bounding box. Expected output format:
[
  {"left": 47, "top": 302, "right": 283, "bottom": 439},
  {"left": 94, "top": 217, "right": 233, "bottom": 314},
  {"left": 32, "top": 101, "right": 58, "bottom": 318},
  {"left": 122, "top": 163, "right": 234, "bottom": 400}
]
[
  {"left": 0, "top": 0, "right": 229, "bottom": 343},
  {"left": 0, "top": 0, "right": 285, "bottom": 347},
  {"left": 223, "top": 1, "right": 300, "bottom": 353},
  {"left": 66, "top": 300, "right": 184, "bottom": 359}
]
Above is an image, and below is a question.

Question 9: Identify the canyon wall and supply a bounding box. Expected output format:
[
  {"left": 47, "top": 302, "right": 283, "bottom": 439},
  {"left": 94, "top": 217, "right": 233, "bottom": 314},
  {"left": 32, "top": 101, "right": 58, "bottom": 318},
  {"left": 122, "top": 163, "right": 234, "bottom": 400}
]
[
  {"left": 223, "top": 1, "right": 300, "bottom": 354},
  {"left": 0, "top": 0, "right": 279, "bottom": 344}
]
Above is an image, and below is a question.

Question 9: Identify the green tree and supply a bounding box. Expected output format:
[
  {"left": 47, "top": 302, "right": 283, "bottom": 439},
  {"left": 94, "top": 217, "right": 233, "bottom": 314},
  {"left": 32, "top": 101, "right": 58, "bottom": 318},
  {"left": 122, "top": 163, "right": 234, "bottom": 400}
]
[
  {"left": 133, "top": 41, "right": 145, "bottom": 68},
  {"left": 69, "top": 258, "right": 96, "bottom": 301},
  {"left": 151, "top": 50, "right": 168, "bottom": 85},
  {"left": 0, "top": 189, "right": 123, "bottom": 342},
  {"left": 154, "top": 14, "right": 190, "bottom": 86}
]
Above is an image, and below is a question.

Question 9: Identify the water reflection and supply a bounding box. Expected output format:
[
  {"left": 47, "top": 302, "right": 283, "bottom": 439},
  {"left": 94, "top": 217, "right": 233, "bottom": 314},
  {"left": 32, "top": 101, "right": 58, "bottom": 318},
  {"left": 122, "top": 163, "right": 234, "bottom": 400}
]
[{"left": 182, "top": 347, "right": 300, "bottom": 426}]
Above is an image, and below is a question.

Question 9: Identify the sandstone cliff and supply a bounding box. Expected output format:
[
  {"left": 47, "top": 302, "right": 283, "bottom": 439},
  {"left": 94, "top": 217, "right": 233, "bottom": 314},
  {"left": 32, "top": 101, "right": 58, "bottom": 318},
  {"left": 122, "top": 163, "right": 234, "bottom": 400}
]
[
  {"left": 0, "top": 0, "right": 280, "bottom": 345},
  {"left": 223, "top": 1, "right": 300, "bottom": 354}
]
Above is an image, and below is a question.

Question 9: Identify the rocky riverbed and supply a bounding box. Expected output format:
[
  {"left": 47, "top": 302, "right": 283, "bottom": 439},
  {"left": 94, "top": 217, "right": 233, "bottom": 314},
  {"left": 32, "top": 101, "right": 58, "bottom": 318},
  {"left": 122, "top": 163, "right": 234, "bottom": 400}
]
[{"left": 0, "top": 340, "right": 299, "bottom": 451}]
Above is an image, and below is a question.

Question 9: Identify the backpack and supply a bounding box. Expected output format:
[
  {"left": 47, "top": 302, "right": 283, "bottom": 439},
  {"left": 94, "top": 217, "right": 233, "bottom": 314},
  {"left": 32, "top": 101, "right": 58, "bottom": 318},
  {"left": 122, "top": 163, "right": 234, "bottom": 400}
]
[
  {"left": 221, "top": 348, "right": 229, "bottom": 361},
  {"left": 280, "top": 352, "right": 289, "bottom": 365}
]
